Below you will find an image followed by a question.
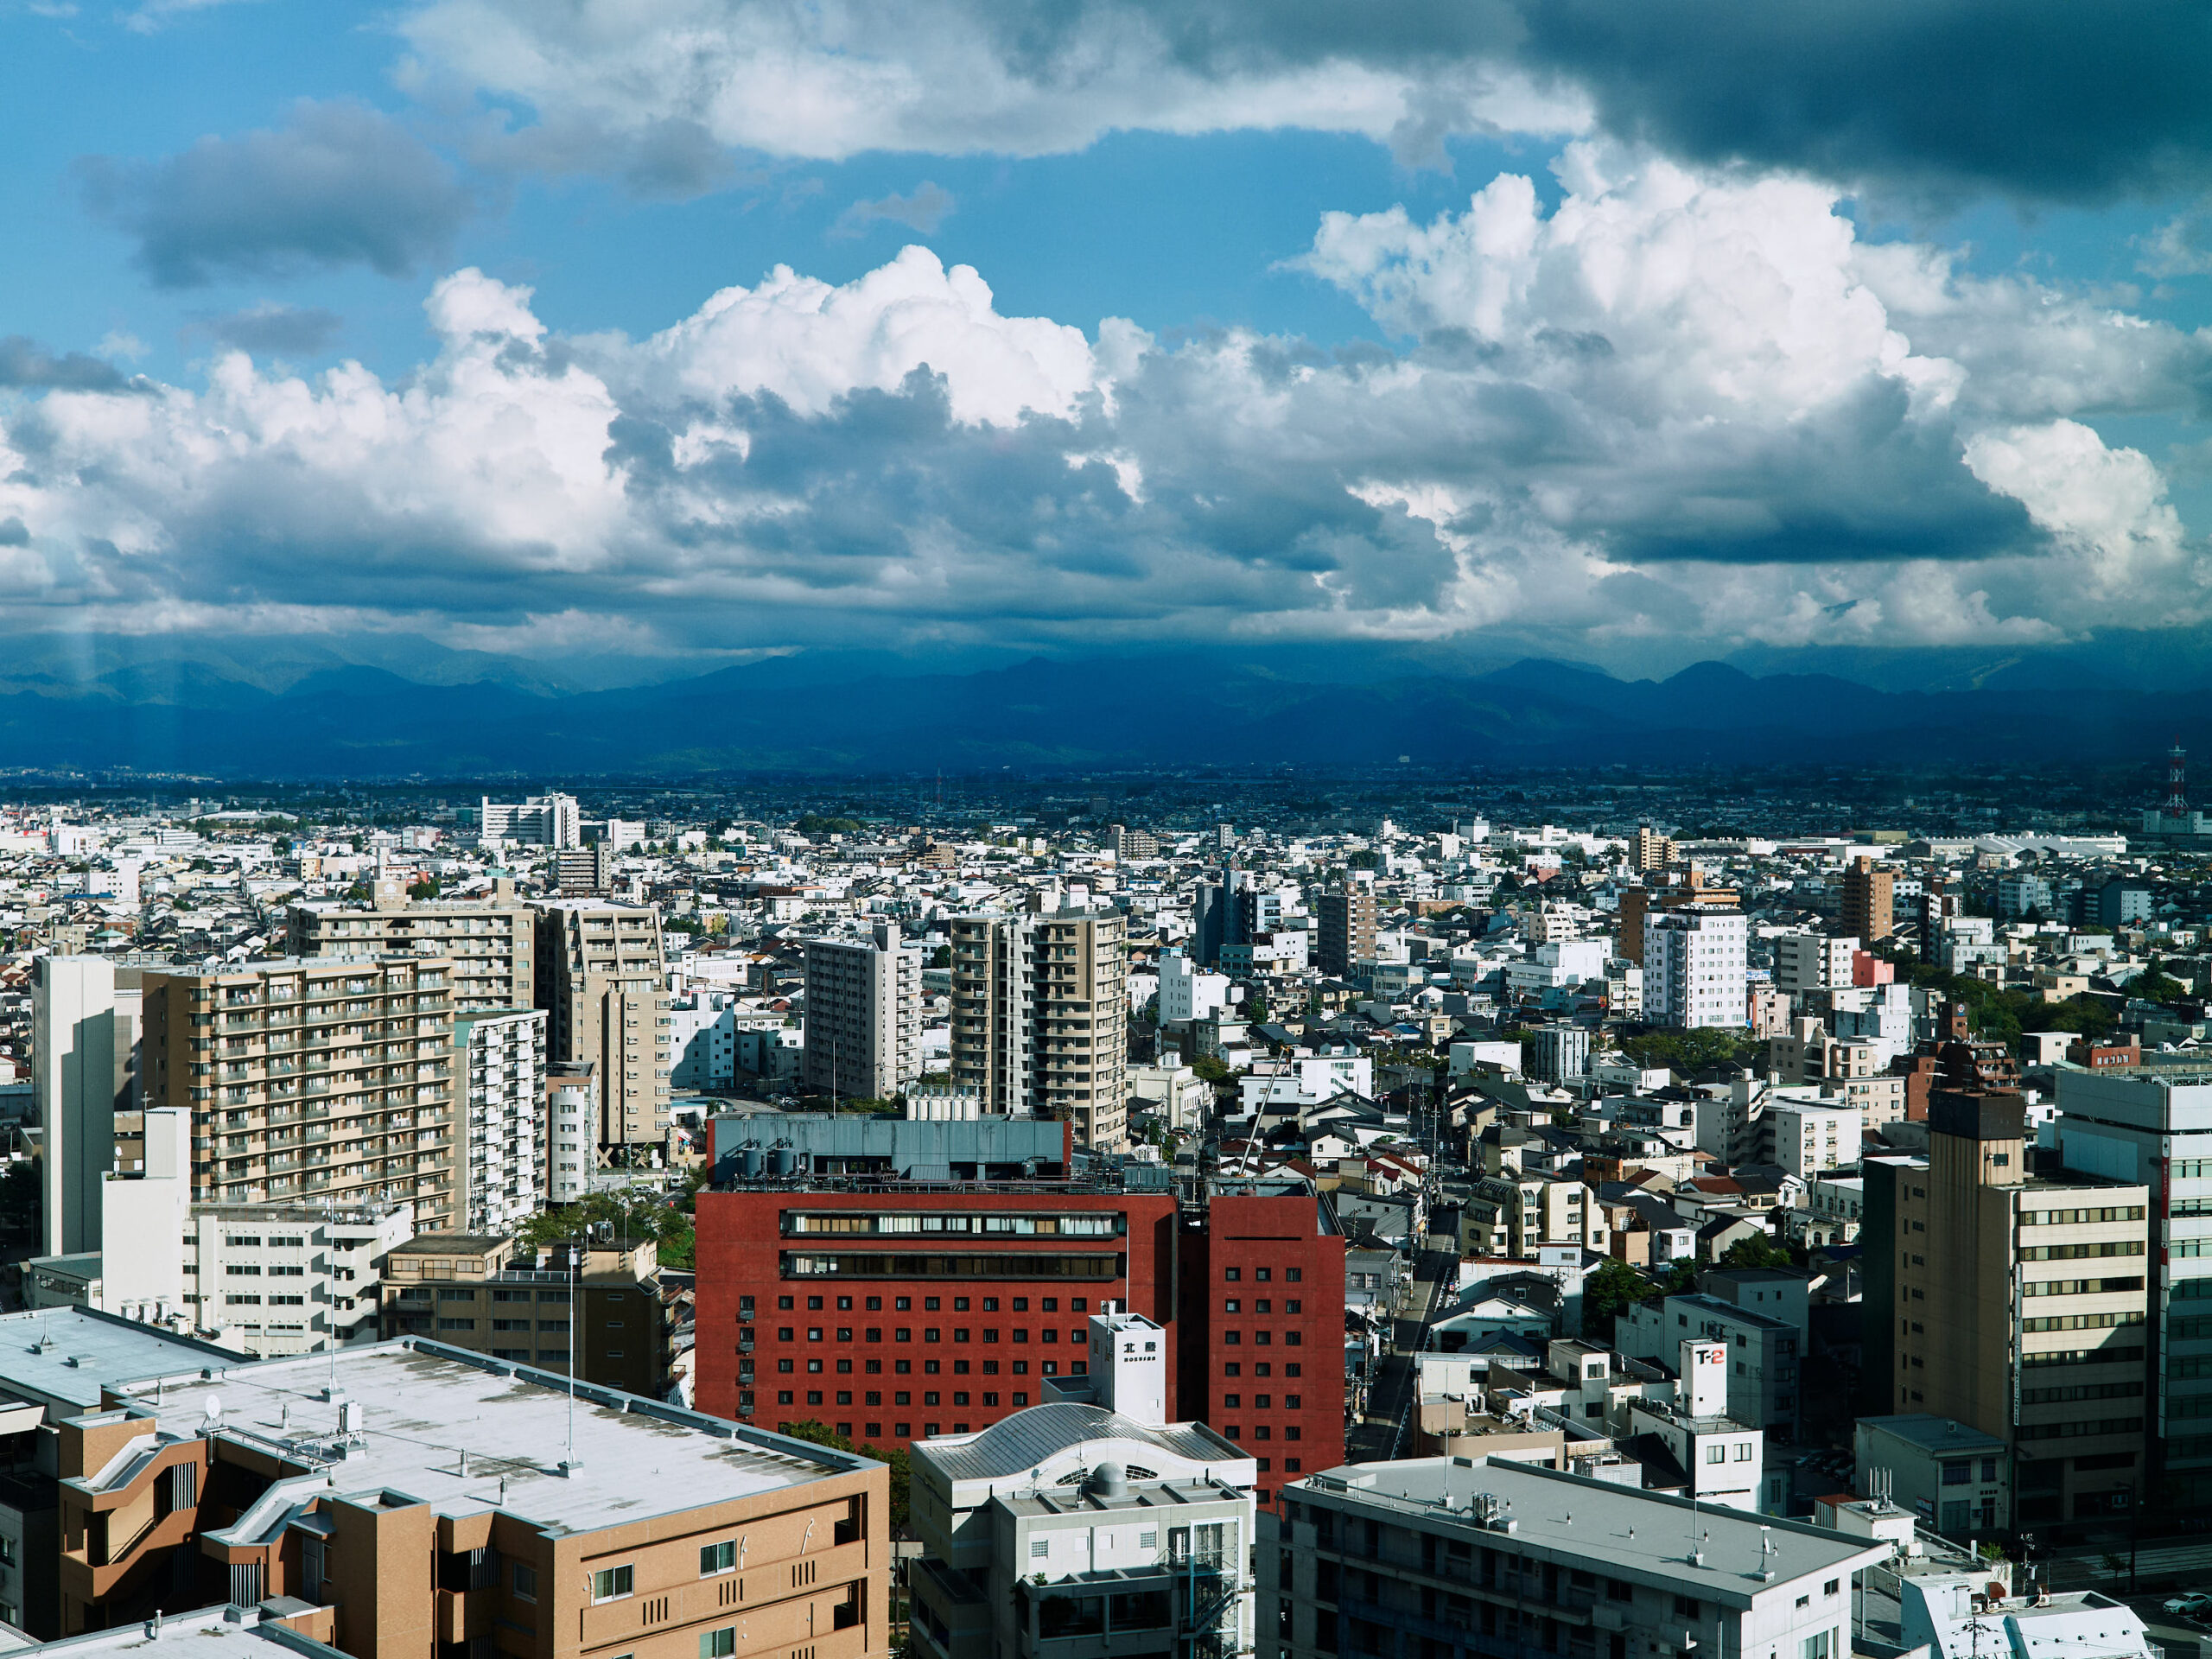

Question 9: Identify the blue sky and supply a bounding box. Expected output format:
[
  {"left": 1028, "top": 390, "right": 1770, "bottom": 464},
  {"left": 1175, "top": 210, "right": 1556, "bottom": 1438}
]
[{"left": 7, "top": 0, "right": 2212, "bottom": 687}]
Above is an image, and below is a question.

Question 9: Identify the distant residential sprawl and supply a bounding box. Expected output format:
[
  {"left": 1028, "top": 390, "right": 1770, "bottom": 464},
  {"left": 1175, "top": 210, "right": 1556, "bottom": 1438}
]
[{"left": 0, "top": 760, "right": 2202, "bottom": 1649}]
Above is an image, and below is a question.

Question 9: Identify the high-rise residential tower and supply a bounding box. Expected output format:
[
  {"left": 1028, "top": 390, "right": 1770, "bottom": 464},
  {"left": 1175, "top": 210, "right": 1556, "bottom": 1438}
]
[
  {"left": 1843, "top": 854, "right": 1896, "bottom": 943},
  {"left": 140, "top": 955, "right": 463, "bottom": 1230},
  {"left": 34, "top": 956, "right": 121, "bottom": 1258},
  {"left": 532, "top": 899, "right": 671, "bottom": 1147},
  {"left": 1315, "top": 887, "right": 1376, "bottom": 979},
  {"left": 803, "top": 922, "right": 924, "bottom": 1099},
  {"left": 2053, "top": 1068, "right": 2212, "bottom": 1509},
  {"left": 1643, "top": 904, "right": 1748, "bottom": 1028},
  {"left": 950, "top": 906, "right": 1128, "bottom": 1151},
  {"left": 1886, "top": 1089, "right": 2151, "bottom": 1529},
  {"left": 288, "top": 889, "right": 536, "bottom": 1013}
]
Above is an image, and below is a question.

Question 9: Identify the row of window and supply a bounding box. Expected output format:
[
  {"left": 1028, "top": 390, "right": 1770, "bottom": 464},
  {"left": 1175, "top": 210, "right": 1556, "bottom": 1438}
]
[
  {"left": 766, "top": 1388, "right": 1020, "bottom": 1408},
  {"left": 2022, "top": 1312, "right": 2145, "bottom": 1332},
  {"left": 1221, "top": 1268, "right": 1303, "bottom": 1282},
  {"left": 2021, "top": 1276, "right": 2145, "bottom": 1296},
  {"left": 1220, "top": 1300, "right": 1303, "bottom": 1314},
  {"left": 760, "top": 1293, "right": 1093, "bottom": 1313},
  {"left": 788, "top": 1212, "right": 1119, "bottom": 1236},
  {"left": 2021, "top": 1206, "right": 2147, "bottom": 1225},
  {"left": 2019, "top": 1241, "right": 2144, "bottom": 1261},
  {"left": 785, "top": 1251, "right": 1122, "bottom": 1279},
  {"left": 772, "top": 1357, "right": 1068, "bottom": 1376},
  {"left": 775, "top": 1325, "right": 1084, "bottom": 1345}
]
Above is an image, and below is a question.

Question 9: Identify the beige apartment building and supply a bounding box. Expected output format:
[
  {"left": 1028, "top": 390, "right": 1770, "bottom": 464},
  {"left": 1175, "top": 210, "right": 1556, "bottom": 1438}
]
[
  {"left": 141, "top": 957, "right": 463, "bottom": 1231},
  {"left": 949, "top": 906, "right": 1128, "bottom": 1151},
  {"left": 53, "top": 1339, "right": 888, "bottom": 1658},
  {"left": 1893, "top": 1090, "right": 2150, "bottom": 1526},
  {"left": 533, "top": 900, "right": 671, "bottom": 1147},
  {"left": 378, "top": 1231, "right": 678, "bottom": 1399},
  {"left": 287, "top": 888, "right": 536, "bottom": 1013}
]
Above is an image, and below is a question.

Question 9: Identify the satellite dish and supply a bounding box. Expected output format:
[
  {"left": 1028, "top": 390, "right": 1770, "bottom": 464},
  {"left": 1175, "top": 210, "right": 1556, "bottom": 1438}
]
[{"left": 201, "top": 1395, "right": 223, "bottom": 1430}]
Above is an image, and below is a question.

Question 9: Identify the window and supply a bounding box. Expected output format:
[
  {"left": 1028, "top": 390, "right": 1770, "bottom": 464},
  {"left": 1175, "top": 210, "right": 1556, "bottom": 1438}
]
[
  {"left": 592, "top": 1566, "right": 633, "bottom": 1603},
  {"left": 701, "top": 1541, "right": 736, "bottom": 1576},
  {"left": 701, "top": 1630, "right": 735, "bottom": 1659},
  {"left": 1705, "top": 1445, "right": 1724, "bottom": 1465},
  {"left": 1224, "top": 1268, "right": 1241, "bottom": 1281},
  {"left": 1733, "top": 1443, "right": 1751, "bottom": 1462},
  {"left": 1803, "top": 1635, "right": 1832, "bottom": 1659},
  {"left": 512, "top": 1565, "right": 537, "bottom": 1601}
]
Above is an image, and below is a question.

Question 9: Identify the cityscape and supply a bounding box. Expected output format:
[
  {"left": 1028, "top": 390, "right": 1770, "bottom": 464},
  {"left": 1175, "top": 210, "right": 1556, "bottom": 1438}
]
[
  {"left": 8, "top": 3, "right": 2212, "bottom": 1659},
  {"left": 0, "top": 767, "right": 2201, "bottom": 1659}
]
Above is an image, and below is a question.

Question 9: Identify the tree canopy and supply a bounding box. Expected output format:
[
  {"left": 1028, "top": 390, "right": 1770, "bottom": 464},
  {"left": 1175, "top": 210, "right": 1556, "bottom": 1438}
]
[{"left": 512, "top": 1175, "right": 702, "bottom": 1270}]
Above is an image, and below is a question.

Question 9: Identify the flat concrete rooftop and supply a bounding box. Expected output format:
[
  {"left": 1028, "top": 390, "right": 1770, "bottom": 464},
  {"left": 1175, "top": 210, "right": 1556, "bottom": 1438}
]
[
  {"left": 87, "top": 1340, "right": 868, "bottom": 1535},
  {"left": 1292, "top": 1456, "right": 1888, "bottom": 1602}
]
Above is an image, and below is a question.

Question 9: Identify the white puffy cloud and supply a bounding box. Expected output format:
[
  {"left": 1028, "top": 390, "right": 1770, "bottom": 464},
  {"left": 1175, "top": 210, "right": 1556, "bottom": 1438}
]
[
  {"left": 605, "top": 245, "right": 1101, "bottom": 424},
  {"left": 4, "top": 146, "right": 2209, "bottom": 665}
]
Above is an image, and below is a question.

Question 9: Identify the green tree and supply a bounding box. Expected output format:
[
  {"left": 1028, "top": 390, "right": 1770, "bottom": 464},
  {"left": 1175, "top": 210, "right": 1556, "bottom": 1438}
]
[
  {"left": 515, "top": 1176, "right": 701, "bottom": 1270},
  {"left": 408, "top": 874, "right": 440, "bottom": 899},
  {"left": 1582, "top": 1258, "right": 1648, "bottom": 1341},
  {"left": 775, "top": 1420, "right": 910, "bottom": 1528},
  {"left": 2133, "top": 957, "right": 2189, "bottom": 1004},
  {"left": 1244, "top": 989, "right": 1270, "bottom": 1027},
  {"left": 1618, "top": 1027, "right": 1762, "bottom": 1075},
  {"left": 1718, "top": 1233, "right": 1794, "bottom": 1272}
]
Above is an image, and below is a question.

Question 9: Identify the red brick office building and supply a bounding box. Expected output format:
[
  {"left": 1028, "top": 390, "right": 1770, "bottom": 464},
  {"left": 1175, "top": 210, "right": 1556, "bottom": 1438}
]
[
  {"left": 1178, "top": 1184, "right": 1349, "bottom": 1503},
  {"left": 695, "top": 1189, "right": 1179, "bottom": 1445},
  {"left": 694, "top": 1177, "right": 1346, "bottom": 1507}
]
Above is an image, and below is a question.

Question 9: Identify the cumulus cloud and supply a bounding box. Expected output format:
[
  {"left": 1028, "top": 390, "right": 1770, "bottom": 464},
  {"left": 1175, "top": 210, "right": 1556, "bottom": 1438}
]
[
  {"left": 832, "top": 181, "right": 956, "bottom": 238},
  {"left": 78, "top": 99, "right": 474, "bottom": 288},
  {"left": 4, "top": 148, "right": 2209, "bottom": 663}
]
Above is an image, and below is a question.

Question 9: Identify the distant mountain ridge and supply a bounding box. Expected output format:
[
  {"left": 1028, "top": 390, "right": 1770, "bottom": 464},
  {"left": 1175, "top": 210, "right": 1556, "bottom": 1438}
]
[{"left": 0, "top": 649, "right": 2206, "bottom": 777}]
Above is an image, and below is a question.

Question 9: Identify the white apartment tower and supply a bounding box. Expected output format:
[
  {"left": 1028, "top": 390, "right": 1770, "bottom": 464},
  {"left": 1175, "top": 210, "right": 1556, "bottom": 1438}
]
[
  {"left": 478, "top": 792, "right": 582, "bottom": 848},
  {"left": 1644, "top": 905, "right": 1749, "bottom": 1029},
  {"left": 454, "top": 1007, "right": 550, "bottom": 1234},
  {"left": 34, "top": 956, "right": 120, "bottom": 1258},
  {"left": 2054, "top": 1069, "right": 2212, "bottom": 1509},
  {"left": 803, "top": 922, "right": 924, "bottom": 1099},
  {"left": 1774, "top": 931, "right": 1859, "bottom": 995}
]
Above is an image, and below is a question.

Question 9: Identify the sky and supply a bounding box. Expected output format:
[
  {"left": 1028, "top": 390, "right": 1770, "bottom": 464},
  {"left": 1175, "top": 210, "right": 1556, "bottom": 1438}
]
[{"left": 7, "top": 0, "right": 2212, "bottom": 688}]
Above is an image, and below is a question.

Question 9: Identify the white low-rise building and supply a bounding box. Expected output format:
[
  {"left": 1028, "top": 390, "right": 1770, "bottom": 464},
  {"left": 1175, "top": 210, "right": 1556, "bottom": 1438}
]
[
  {"left": 184, "top": 1198, "right": 416, "bottom": 1353},
  {"left": 908, "top": 1310, "right": 1257, "bottom": 1659},
  {"left": 1264, "top": 1452, "right": 1887, "bottom": 1659}
]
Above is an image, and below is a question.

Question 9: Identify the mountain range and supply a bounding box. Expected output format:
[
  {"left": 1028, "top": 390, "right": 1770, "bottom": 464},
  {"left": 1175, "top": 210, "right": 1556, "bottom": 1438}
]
[{"left": 1, "top": 644, "right": 2207, "bottom": 779}]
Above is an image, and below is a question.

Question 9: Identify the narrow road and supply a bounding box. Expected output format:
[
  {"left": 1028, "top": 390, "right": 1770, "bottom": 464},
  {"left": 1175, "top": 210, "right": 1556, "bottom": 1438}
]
[{"left": 1346, "top": 1236, "right": 1456, "bottom": 1464}]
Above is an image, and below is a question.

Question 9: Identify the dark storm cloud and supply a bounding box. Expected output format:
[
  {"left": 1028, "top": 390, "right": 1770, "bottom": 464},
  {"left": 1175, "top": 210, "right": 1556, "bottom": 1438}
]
[
  {"left": 0, "top": 336, "right": 140, "bottom": 392},
  {"left": 200, "top": 304, "right": 345, "bottom": 356},
  {"left": 1514, "top": 0, "right": 2212, "bottom": 204},
  {"left": 78, "top": 99, "right": 474, "bottom": 288}
]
